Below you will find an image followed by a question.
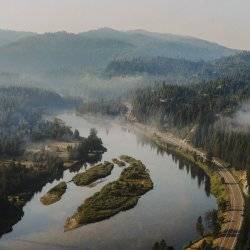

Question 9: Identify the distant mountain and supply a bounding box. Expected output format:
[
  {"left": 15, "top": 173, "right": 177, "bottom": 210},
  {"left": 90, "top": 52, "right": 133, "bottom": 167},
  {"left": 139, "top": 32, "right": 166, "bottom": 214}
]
[
  {"left": 0, "top": 28, "right": 237, "bottom": 74},
  {"left": 0, "top": 29, "right": 35, "bottom": 47},
  {"left": 0, "top": 31, "right": 132, "bottom": 73},
  {"left": 81, "top": 28, "right": 236, "bottom": 60}
]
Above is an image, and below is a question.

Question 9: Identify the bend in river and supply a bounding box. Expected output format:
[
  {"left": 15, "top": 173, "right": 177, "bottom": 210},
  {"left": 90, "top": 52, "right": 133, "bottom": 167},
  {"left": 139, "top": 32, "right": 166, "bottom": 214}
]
[{"left": 0, "top": 112, "right": 217, "bottom": 250}]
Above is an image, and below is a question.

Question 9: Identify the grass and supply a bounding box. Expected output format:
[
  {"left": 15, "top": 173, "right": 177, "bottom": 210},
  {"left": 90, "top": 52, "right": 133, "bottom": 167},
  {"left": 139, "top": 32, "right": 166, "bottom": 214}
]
[
  {"left": 112, "top": 158, "right": 126, "bottom": 167},
  {"left": 64, "top": 158, "right": 153, "bottom": 231},
  {"left": 119, "top": 155, "right": 137, "bottom": 164},
  {"left": 40, "top": 181, "right": 67, "bottom": 205},
  {"left": 72, "top": 161, "right": 114, "bottom": 186}
]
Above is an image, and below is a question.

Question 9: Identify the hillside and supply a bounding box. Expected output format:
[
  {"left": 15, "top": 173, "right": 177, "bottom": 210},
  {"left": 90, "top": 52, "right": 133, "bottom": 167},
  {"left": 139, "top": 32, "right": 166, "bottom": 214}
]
[
  {"left": 0, "top": 31, "right": 132, "bottom": 73},
  {"left": 81, "top": 28, "right": 236, "bottom": 61},
  {"left": 0, "top": 29, "right": 35, "bottom": 47},
  {"left": 105, "top": 51, "right": 250, "bottom": 83},
  {"left": 0, "top": 28, "right": 236, "bottom": 74},
  {"left": 106, "top": 57, "right": 204, "bottom": 76}
]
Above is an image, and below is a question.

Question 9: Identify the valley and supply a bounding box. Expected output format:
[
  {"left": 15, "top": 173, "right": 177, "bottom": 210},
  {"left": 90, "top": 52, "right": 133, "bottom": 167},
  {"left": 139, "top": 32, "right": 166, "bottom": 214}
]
[{"left": 0, "top": 23, "right": 249, "bottom": 250}]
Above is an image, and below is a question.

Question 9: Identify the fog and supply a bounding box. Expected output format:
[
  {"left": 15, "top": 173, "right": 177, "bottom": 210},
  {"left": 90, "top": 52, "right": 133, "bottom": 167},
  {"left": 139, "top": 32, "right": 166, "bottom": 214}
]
[
  {"left": 0, "top": 71, "right": 150, "bottom": 101},
  {"left": 214, "top": 102, "right": 250, "bottom": 133},
  {"left": 235, "top": 103, "right": 250, "bottom": 127}
]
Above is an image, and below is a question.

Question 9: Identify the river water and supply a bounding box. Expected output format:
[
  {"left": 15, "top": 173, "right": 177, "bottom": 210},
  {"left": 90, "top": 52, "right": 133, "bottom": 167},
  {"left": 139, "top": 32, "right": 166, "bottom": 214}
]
[{"left": 0, "top": 112, "right": 217, "bottom": 250}]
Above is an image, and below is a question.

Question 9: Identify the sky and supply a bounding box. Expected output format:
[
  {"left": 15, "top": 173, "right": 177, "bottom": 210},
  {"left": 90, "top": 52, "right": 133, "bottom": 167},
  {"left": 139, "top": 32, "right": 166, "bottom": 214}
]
[{"left": 0, "top": 0, "right": 249, "bottom": 50}]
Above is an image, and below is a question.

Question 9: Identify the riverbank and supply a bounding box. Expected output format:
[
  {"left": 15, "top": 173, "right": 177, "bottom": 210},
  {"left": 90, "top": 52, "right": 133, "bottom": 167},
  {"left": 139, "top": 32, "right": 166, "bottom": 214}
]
[{"left": 127, "top": 121, "right": 244, "bottom": 250}]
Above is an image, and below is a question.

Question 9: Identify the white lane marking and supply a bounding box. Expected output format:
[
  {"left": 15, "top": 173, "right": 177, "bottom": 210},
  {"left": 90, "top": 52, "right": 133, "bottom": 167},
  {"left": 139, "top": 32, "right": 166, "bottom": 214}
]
[
  {"left": 222, "top": 168, "right": 244, "bottom": 249},
  {"left": 218, "top": 168, "right": 236, "bottom": 250},
  {"left": 231, "top": 173, "right": 244, "bottom": 249},
  {"left": 217, "top": 162, "right": 243, "bottom": 250}
]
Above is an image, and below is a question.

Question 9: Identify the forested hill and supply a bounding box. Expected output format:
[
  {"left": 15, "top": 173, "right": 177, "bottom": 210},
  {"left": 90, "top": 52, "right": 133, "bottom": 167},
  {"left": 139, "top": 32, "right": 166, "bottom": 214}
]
[
  {"left": 0, "top": 86, "right": 79, "bottom": 157},
  {"left": 105, "top": 57, "right": 207, "bottom": 81},
  {"left": 0, "top": 86, "right": 75, "bottom": 133},
  {"left": 0, "top": 28, "right": 236, "bottom": 73},
  {"left": 130, "top": 53, "right": 250, "bottom": 249},
  {"left": 105, "top": 51, "right": 250, "bottom": 82},
  {"left": 132, "top": 72, "right": 250, "bottom": 170},
  {"left": 0, "top": 29, "right": 35, "bottom": 47}
]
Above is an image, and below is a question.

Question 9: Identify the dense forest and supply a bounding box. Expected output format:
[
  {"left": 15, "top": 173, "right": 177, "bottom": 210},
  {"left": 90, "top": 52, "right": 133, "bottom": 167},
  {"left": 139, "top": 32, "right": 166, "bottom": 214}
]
[
  {"left": 68, "top": 128, "right": 107, "bottom": 162},
  {"left": 0, "top": 86, "right": 79, "bottom": 157},
  {"left": 105, "top": 57, "right": 207, "bottom": 78},
  {"left": 105, "top": 52, "right": 250, "bottom": 84},
  {"left": 132, "top": 80, "right": 250, "bottom": 167},
  {"left": 130, "top": 53, "right": 250, "bottom": 249},
  {"left": 77, "top": 100, "right": 127, "bottom": 116}
]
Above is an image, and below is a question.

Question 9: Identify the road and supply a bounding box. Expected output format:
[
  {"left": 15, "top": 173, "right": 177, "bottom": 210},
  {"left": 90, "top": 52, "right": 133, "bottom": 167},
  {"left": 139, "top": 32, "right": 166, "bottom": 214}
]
[
  {"left": 128, "top": 121, "right": 244, "bottom": 250},
  {"left": 124, "top": 103, "right": 245, "bottom": 249},
  {"left": 215, "top": 160, "right": 244, "bottom": 250}
]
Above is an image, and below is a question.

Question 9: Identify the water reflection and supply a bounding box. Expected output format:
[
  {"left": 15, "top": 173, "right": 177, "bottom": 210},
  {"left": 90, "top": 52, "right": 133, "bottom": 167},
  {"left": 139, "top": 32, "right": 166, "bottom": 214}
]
[
  {"left": 135, "top": 133, "right": 211, "bottom": 197},
  {"left": 0, "top": 150, "right": 105, "bottom": 239},
  {"left": 0, "top": 166, "right": 64, "bottom": 239},
  {"left": 0, "top": 113, "right": 217, "bottom": 250}
]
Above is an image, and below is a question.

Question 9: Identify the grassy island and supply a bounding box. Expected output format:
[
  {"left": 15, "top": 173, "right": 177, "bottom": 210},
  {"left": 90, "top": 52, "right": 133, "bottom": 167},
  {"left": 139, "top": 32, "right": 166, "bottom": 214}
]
[
  {"left": 72, "top": 161, "right": 114, "bottom": 186},
  {"left": 119, "top": 155, "right": 137, "bottom": 164},
  {"left": 112, "top": 158, "right": 125, "bottom": 167},
  {"left": 40, "top": 181, "right": 67, "bottom": 205},
  {"left": 64, "top": 158, "right": 153, "bottom": 231}
]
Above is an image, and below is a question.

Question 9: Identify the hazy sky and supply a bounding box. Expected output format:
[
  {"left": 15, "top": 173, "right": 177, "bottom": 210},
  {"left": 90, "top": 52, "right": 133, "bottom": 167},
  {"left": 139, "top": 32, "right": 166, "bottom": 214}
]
[{"left": 0, "top": 0, "right": 249, "bottom": 49}]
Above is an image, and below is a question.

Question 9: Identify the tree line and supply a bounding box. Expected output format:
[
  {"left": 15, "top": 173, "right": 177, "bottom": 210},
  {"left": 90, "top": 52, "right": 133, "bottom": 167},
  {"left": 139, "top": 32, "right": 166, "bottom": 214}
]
[{"left": 0, "top": 86, "right": 79, "bottom": 157}]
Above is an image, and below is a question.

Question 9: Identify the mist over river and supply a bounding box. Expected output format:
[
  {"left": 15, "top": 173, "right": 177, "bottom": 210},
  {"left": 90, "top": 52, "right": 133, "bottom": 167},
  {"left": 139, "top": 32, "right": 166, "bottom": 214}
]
[{"left": 0, "top": 112, "right": 217, "bottom": 250}]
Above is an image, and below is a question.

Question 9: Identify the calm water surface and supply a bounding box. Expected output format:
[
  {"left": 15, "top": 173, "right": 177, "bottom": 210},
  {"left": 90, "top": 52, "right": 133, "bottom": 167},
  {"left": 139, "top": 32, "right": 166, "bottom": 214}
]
[{"left": 0, "top": 112, "right": 217, "bottom": 250}]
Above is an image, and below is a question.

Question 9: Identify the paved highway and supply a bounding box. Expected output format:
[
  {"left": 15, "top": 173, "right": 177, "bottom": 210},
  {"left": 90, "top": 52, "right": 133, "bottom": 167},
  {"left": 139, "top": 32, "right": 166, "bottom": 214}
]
[
  {"left": 215, "top": 161, "right": 244, "bottom": 250},
  {"left": 125, "top": 104, "right": 245, "bottom": 250}
]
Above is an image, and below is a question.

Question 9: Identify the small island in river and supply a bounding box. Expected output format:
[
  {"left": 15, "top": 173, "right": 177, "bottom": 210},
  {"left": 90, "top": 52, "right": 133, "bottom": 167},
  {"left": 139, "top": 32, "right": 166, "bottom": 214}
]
[
  {"left": 40, "top": 181, "right": 67, "bottom": 205},
  {"left": 72, "top": 161, "right": 114, "bottom": 186},
  {"left": 112, "top": 158, "right": 126, "bottom": 167},
  {"left": 64, "top": 157, "right": 153, "bottom": 231}
]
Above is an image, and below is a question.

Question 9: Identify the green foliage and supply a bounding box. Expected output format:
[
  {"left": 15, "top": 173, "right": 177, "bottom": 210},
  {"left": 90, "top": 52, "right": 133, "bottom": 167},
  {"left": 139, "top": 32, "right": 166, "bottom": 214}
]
[
  {"left": 205, "top": 209, "right": 221, "bottom": 236},
  {"left": 112, "top": 158, "right": 126, "bottom": 167},
  {"left": 68, "top": 128, "right": 107, "bottom": 161},
  {"left": 152, "top": 239, "right": 174, "bottom": 250},
  {"left": 132, "top": 58, "right": 250, "bottom": 172},
  {"left": 0, "top": 86, "right": 77, "bottom": 157},
  {"left": 106, "top": 52, "right": 250, "bottom": 83},
  {"left": 106, "top": 57, "right": 206, "bottom": 80},
  {"left": 77, "top": 100, "right": 127, "bottom": 116},
  {"left": 119, "top": 155, "right": 138, "bottom": 164},
  {"left": 64, "top": 158, "right": 153, "bottom": 230},
  {"left": 200, "top": 240, "right": 213, "bottom": 250},
  {"left": 196, "top": 216, "right": 205, "bottom": 237},
  {"left": 40, "top": 181, "right": 67, "bottom": 205},
  {"left": 72, "top": 162, "right": 114, "bottom": 186},
  {"left": 0, "top": 154, "right": 64, "bottom": 203},
  {"left": 132, "top": 75, "right": 250, "bottom": 127},
  {"left": 237, "top": 197, "right": 250, "bottom": 250}
]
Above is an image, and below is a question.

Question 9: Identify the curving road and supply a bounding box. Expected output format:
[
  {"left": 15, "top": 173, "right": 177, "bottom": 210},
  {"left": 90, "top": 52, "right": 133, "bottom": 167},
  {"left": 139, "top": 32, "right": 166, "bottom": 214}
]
[
  {"left": 125, "top": 103, "right": 245, "bottom": 250},
  {"left": 214, "top": 160, "right": 244, "bottom": 250},
  {"left": 129, "top": 123, "right": 244, "bottom": 250}
]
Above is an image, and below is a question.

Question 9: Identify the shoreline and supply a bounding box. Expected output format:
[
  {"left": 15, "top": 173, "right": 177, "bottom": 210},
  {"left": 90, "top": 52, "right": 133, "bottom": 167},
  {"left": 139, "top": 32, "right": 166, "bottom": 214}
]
[{"left": 126, "top": 121, "right": 245, "bottom": 250}]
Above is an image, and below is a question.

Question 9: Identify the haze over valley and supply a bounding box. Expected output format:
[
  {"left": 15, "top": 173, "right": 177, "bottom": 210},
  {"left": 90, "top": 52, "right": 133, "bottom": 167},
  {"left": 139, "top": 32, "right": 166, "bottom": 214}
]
[{"left": 0, "top": 2, "right": 250, "bottom": 250}]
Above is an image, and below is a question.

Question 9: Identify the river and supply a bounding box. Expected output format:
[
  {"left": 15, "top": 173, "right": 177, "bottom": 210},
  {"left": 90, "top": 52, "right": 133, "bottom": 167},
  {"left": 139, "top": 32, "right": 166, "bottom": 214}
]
[{"left": 0, "top": 112, "right": 217, "bottom": 250}]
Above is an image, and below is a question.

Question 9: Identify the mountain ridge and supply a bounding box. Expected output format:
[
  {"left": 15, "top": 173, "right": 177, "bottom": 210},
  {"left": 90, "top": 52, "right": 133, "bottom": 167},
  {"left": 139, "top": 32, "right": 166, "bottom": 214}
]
[{"left": 0, "top": 28, "right": 237, "bottom": 74}]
